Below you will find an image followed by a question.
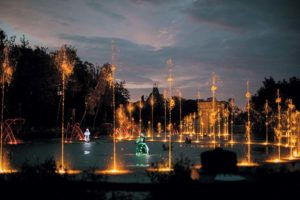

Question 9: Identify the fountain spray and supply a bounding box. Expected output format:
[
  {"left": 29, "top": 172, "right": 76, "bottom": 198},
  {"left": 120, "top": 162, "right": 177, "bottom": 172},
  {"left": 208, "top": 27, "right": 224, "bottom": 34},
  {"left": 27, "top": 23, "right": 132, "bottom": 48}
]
[
  {"left": 167, "top": 58, "right": 174, "bottom": 169},
  {"left": 54, "top": 45, "right": 74, "bottom": 172},
  {"left": 245, "top": 81, "right": 252, "bottom": 164},
  {"left": 230, "top": 99, "right": 235, "bottom": 143},
  {"left": 275, "top": 89, "right": 282, "bottom": 161},
  {"left": 150, "top": 94, "right": 154, "bottom": 140},
  {"left": 264, "top": 100, "right": 269, "bottom": 144},
  {"left": 211, "top": 73, "right": 217, "bottom": 148},
  {"left": 0, "top": 47, "right": 14, "bottom": 172}
]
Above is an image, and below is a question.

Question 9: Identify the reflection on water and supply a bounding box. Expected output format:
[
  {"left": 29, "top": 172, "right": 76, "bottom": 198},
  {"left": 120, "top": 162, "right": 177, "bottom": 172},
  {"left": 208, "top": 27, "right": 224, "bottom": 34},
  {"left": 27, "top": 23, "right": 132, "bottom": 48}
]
[{"left": 3, "top": 135, "right": 293, "bottom": 171}]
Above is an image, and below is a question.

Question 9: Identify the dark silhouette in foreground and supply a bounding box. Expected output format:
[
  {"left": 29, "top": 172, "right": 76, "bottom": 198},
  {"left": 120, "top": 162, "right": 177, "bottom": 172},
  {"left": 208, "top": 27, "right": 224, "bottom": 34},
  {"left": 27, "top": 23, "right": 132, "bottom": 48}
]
[{"left": 1, "top": 154, "right": 300, "bottom": 200}]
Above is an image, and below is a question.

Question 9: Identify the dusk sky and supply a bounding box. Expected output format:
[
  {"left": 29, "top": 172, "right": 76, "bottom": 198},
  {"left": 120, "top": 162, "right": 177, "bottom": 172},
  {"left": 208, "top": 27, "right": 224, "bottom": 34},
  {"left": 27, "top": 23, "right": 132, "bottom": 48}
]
[{"left": 1, "top": 0, "right": 299, "bottom": 107}]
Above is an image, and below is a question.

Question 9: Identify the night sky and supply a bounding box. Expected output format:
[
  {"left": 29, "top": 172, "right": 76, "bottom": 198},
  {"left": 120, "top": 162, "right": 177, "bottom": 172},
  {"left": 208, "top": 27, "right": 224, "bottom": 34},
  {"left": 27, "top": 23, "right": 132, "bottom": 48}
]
[{"left": 1, "top": 0, "right": 300, "bottom": 107}]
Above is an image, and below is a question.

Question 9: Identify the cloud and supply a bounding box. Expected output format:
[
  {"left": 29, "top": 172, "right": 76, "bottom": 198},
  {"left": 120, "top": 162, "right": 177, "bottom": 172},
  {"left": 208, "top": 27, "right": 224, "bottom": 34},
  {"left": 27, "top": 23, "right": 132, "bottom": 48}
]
[
  {"left": 0, "top": 0, "right": 299, "bottom": 107},
  {"left": 86, "top": 0, "right": 126, "bottom": 21}
]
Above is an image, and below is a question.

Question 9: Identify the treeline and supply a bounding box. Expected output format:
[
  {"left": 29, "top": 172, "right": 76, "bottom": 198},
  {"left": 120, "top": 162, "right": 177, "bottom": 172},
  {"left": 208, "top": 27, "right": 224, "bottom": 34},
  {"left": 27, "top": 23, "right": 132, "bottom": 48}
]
[
  {"left": 1, "top": 29, "right": 299, "bottom": 138},
  {"left": 250, "top": 77, "right": 300, "bottom": 138},
  {"left": 0, "top": 29, "right": 129, "bottom": 135}
]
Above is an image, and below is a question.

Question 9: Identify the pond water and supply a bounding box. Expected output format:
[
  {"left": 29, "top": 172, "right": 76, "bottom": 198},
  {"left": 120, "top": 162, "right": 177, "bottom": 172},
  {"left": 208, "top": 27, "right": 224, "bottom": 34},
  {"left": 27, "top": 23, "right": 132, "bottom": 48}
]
[{"left": 4, "top": 134, "right": 288, "bottom": 172}]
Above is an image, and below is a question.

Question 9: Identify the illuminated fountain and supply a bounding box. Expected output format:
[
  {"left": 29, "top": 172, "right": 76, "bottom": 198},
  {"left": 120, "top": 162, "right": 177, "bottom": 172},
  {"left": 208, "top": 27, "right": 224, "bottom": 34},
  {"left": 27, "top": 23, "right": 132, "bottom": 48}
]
[
  {"left": 127, "top": 102, "right": 134, "bottom": 138},
  {"left": 211, "top": 73, "right": 217, "bottom": 148},
  {"left": 264, "top": 100, "right": 269, "bottom": 144},
  {"left": 192, "top": 112, "right": 196, "bottom": 137},
  {"left": 157, "top": 122, "right": 161, "bottom": 137},
  {"left": 147, "top": 121, "right": 151, "bottom": 138},
  {"left": 230, "top": 98, "right": 235, "bottom": 144},
  {"left": 290, "top": 107, "right": 298, "bottom": 157},
  {"left": 148, "top": 59, "right": 174, "bottom": 172},
  {"left": 178, "top": 90, "right": 183, "bottom": 142},
  {"left": 97, "top": 41, "right": 129, "bottom": 174},
  {"left": 0, "top": 47, "right": 14, "bottom": 173},
  {"left": 3, "top": 119, "right": 24, "bottom": 145},
  {"left": 163, "top": 90, "right": 167, "bottom": 142},
  {"left": 196, "top": 90, "right": 201, "bottom": 143},
  {"left": 264, "top": 90, "right": 287, "bottom": 163},
  {"left": 150, "top": 94, "right": 154, "bottom": 141},
  {"left": 223, "top": 106, "right": 229, "bottom": 141},
  {"left": 275, "top": 89, "right": 282, "bottom": 162},
  {"left": 245, "top": 81, "right": 252, "bottom": 164},
  {"left": 65, "top": 119, "right": 84, "bottom": 143},
  {"left": 139, "top": 97, "right": 143, "bottom": 136},
  {"left": 286, "top": 99, "right": 296, "bottom": 159},
  {"left": 238, "top": 81, "right": 258, "bottom": 167},
  {"left": 54, "top": 45, "right": 75, "bottom": 173},
  {"left": 167, "top": 58, "right": 174, "bottom": 171},
  {"left": 198, "top": 98, "right": 204, "bottom": 140},
  {"left": 116, "top": 104, "right": 130, "bottom": 139},
  {"left": 217, "top": 108, "right": 221, "bottom": 139}
]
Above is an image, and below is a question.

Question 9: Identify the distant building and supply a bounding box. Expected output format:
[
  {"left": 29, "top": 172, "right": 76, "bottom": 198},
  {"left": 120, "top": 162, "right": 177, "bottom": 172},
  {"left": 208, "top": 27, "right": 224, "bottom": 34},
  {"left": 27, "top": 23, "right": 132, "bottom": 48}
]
[{"left": 197, "top": 98, "right": 228, "bottom": 135}]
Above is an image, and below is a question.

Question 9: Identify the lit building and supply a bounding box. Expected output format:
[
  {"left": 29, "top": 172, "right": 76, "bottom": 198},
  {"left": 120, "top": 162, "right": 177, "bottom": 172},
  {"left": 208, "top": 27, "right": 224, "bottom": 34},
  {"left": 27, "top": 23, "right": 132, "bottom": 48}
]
[{"left": 197, "top": 98, "right": 228, "bottom": 135}]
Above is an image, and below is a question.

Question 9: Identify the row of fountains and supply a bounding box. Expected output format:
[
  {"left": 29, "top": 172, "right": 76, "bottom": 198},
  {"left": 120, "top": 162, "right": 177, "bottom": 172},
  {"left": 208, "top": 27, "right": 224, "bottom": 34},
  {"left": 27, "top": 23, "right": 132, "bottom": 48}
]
[{"left": 0, "top": 43, "right": 300, "bottom": 174}]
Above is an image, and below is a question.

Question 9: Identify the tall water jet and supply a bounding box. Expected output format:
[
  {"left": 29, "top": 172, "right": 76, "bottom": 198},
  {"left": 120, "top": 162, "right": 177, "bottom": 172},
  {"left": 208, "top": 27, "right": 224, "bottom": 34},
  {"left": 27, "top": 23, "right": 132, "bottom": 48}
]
[
  {"left": 230, "top": 99, "right": 235, "bottom": 143},
  {"left": 275, "top": 89, "right": 282, "bottom": 161},
  {"left": 223, "top": 106, "right": 229, "bottom": 140},
  {"left": 111, "top": 41, "right": 117, "bottom": 170},
  {"left": 264, "top": 100, "right": 269, "bottom": 144},
  {"left": 54, "top": 45, "right": 75, "bottom": 172},
  {"left": 287, "top": 99, "right": 295, "bottom": 159},
  {"left": 96, "top": 41, "right": 131, "bottom": 175},
  {"left": 127, "top": 102, "right": 134, "bottom": 138},
  {"left": 147, "top": 121, "right": 151, "bottom": 137},
  {"left": 150, "top": 94, "right": 154, "bottom": 140},
  {"left": 139, "top": 97, "right": 143, "bottom": 136},
  {"left": 198, "top": 92, "right": 203, "bottom": 139},
  {"left": 0, "top": 47, "right": 14, "bottom": 172},
  {"left": 163, "top": 90, "right": 167, "bottom": 142},
  {"left": 167, "top": 58, "right": 174, "bottom": 170},
  {"left": 178, "top": 90, "right": 183, "bottom": 142},
  {"left": 211, "top": 73, "right": 217, "bottom": 148},
  {"left": 192, "top": 113, "right": 196, "bottom": 137},
  {"left": 217, "top": 108, "right": 221, "bottom": 139},
  {"left": 245, "top": 81, "right": 252, "bottom": 164},
  {"left": 196, "top": 90, "right": 201, "bottom": 142},
  {"left": 157, "top": 122, "right": 161, "bottom": 137}
]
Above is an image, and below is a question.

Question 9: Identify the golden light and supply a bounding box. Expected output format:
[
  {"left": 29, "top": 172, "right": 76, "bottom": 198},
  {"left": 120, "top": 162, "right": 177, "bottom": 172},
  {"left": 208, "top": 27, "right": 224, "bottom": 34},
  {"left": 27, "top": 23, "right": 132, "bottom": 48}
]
[
  {"left": 157, "top": 122, "right": 161, "bottom": 137},
  {"left": 237, "top": 162, "right": 259, "bottom": 167},
  {"left": 95, "top": 169, "right": 131, "bottom": 175},
  {"left": 146, "top": 167, "right": 173, "bottom": 172},
  {"left": 0, "top": 47, "right": 15, "bottom": 172},
  {"left": 54, "top": 45, "right": 75, "bottom": 171},
  {"left": 0, "top": 155, "right": 16, "bottom": 174},
  {"left": 264, "top": 158, "right": 288, "bottom": 164},
  {"left": 127, "top": 102, "right": 134, "bottom": 112},
  {"left": 57, "top": 169, "right": 81, "bottom": 175}
]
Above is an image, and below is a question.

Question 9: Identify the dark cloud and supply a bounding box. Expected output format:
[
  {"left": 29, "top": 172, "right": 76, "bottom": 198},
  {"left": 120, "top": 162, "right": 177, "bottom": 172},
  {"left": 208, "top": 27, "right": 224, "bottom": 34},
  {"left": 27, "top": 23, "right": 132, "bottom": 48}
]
[
  {"left": 186, "top": 0, "right": 300, "bottom": 31},
  {"left": 86, "top": 0, "right": 126, "bottom": 21}
]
